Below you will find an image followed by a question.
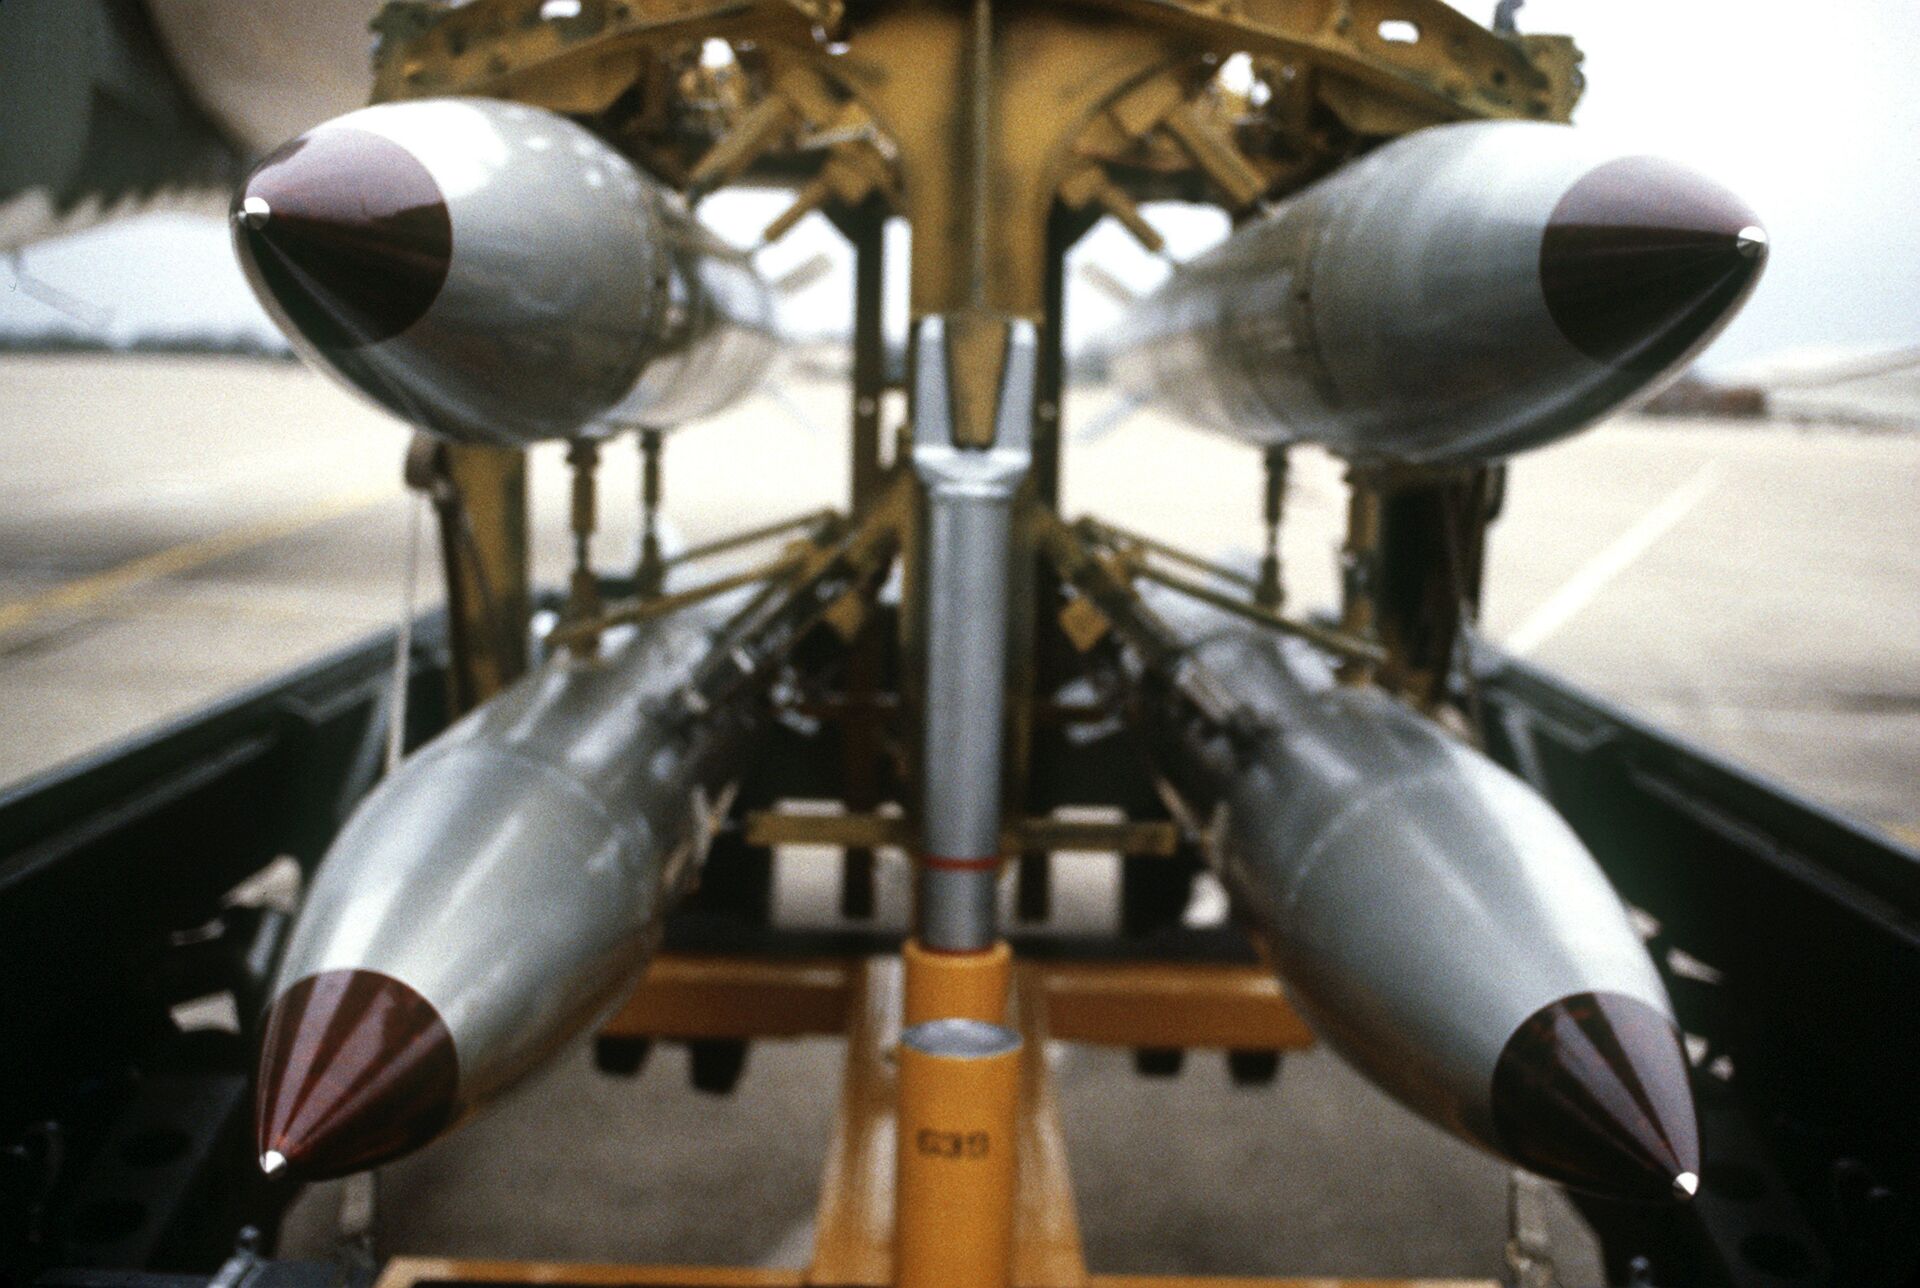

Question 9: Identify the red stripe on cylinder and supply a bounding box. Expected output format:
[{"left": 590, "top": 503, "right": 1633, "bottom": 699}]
[{"left": 921, "top": 854, "right": 1001, "bottom": 872}]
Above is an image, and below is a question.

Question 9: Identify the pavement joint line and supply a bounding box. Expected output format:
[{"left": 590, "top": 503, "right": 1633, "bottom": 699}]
[
  {"left": 0, "top": 486, "right": 398, "bottom": 639},
  {"left": 1072, "top": 392, "right": 1145, "bottom": 444},
  {"left": 1504, "top": 462, "right": 1722, "bottom": 657}
]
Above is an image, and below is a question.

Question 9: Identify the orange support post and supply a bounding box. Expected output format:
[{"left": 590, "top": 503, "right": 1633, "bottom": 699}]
[
  {"left": 903, "top": 938, "right": 1013, "bottom": 1025},
  {"left": 895, "top": 1019, "right": 1023, "bottom": 1288}
]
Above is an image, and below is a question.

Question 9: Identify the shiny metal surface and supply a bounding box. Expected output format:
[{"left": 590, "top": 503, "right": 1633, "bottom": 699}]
[
  {"left": 145, "top": 0, "right": 373, "bottom": 153},
  {"left": 273, "top": 591, "right": 757, "bottom": 1113},
  {"left": 911, "top": 316, "right": 1035, "bottom": 951},
  {"left": 900, "top": 1018, "right": 1023, "bottom": 1059},
  {"left": 1106, "top": 121, "right": 1764, "bottom": 464},
  {"left": 234, "top": 98, "right": 778, "bottom": 445},
  {"left": 1137, "top": 587, "right": 1672, "bottom": 1153},
  {"left": 915, "top": 867, "right": 996, "bottom": 958}
]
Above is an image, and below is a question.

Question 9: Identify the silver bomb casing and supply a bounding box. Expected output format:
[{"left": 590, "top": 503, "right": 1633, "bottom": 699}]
[
  {"left": 255, "top": 595, "right": 756, "bottom": 1179},
  {"left": 232, "top": 97, "right": 776, "bottom": 445},
  {"left": 1106, "top": 121, "right": 1766, "bottom": 463},
  {"left": 1137, "top": 588, "right": 1699, "bottom": 1200}
]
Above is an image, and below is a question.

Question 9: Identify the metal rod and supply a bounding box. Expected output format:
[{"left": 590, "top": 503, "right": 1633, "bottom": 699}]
[
  {"left": 405, "top": 437, "right": 480, "bottom": 714},
  {"left": 419, "top": 443, "right": 530, "bottom": 712},
  {"left": 842, "top": 201, "right": 889, "bottom": 918},
  {"left": 1339, "top": 473, "right": 1385, "bottom": 685},
  {"left": 1256, "top": 444, "right": 1289, "bottom": 609},
  {"left": 545, "top": 548, "right": 808, "bottom": 652},
  {"left": 564, "top": 438, "right": 602, "bottom": 653},
  {"left": 667, "top": 508, "right": 839, "bottom": 569},
  {"left": 744, "top": 810, "right": 1180, "bottom": 857},
  {"left": 1075, "top": 516, "right": 1261, "bottom": 591},
  {"left": 1132, "top": 562, "right": 1388, "bottom": 668},
  {"left": 1016, "top": 204, "right": 1085, "bottom": 926},
  {"left": 636, "top": 428, "right": 665, "bottom": 597},
  {"left": 1034, "top": 509, "right": 1242, "bottom": 733},
  {"left": 849, "top": 203, "right": 887, "bottom": 510},
  {"left": 680, "top": 481, "right": 908, "bottom": 719},
  {"left": 965, "top": 0, "right": 992, "bottom": 309}
]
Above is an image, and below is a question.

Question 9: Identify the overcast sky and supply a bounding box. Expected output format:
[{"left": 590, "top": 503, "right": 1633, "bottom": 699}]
[{"left": 4, "top": 1, "right": 1915, "bottom": 374}]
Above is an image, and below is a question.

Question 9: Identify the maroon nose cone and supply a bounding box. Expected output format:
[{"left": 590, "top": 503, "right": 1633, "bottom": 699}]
[
  {"left": 1491, "top": 991, "right": 1701, "bottom": 1203},
  {"left": 1541, "top": 156, "right": 1766, "bottom": 374},
  {"left": 256, "top": 969, "right": 459, "bottom": 1181},
  {"left": 231, "top": 127, "right": 451, "bottom": 353}
]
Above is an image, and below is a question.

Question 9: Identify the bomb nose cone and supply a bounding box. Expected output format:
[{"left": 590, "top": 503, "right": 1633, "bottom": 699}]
[
  {"left": 1491, "top": 991, "right": 1701, "bottom": 1203},
  {"left": 1540, "top": 156, "right": 1766, "bottom": 374},
  {"left": 232, "top": 128, "right": 451, "bottom": 352},
  {"left": 255, "top": 969, "right": 459, "bottom": 1181},
  {"left": 237, "top": 196, "right": 272, "bottom": 231}
]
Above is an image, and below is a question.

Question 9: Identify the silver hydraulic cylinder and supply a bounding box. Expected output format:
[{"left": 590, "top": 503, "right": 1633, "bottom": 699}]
[{"left": 911, "top": 316, "right": 1036, "bottom": 952}]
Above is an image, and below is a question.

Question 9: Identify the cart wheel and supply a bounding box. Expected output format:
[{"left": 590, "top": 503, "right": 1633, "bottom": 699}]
[
  {"left": 1227, "top": 1049, "right": 1282, "bottom": 1086},
  {"left": 685, "top": 832, "right": 774, "bottom": 923},
  {"left": 1134, "top": 1047, "right": 1185, "bottom": 1078},
  {"left": 690, "top": 1039, "right": 750, "bottom": 1094},
  {"left": 1120, "top": 855, "right": 1196, "bottom": 937},
  {"left": 1017, "top": 852, "right": 1052, "bottom": 923},
  {"left": 840, "top": 849, "right": 876, "bottom": 918},
  {"left": 594, "top": 1036, "right": 652, "bottom": 1077}
]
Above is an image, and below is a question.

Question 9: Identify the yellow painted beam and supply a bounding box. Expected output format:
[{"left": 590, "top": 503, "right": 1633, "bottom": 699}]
[
  {"left": 1091, "top": 1278, "right": 1498, "bottom": 1287},
  {"left": 374, "top": 1257, "right": 807, "bottom": 1288},
  {"left": 1036, "top": 962, "right": 1316, "bottom": 1051},
  {"left": 374, "top": 1257, "right": 1496, "bottom": 1288}
]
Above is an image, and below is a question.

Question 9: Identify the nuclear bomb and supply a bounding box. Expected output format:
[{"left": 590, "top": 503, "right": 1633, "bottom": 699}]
[
  {"left": 254, "top": 594, "right": 761, "bottom": 1180},
  {"left": 1123, "top": 586, "right": 1699, "bottom": 1202},
  {"left": 1104, "top": 120, "right": 1767, "bottom": 464},
  {"left": 230, "top": 97, "right": 776, "bottom": 446}
]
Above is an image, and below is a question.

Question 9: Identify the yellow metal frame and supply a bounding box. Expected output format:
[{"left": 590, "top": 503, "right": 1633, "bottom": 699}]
[
  {"left": 742, "top": 810, "right": 1180, "bottom": 859},
  {"left": 590, "top": 951, "right": 1367, "bottom": 1287},
  {"left": 374, "top": 1259, "right": 1490, "bottom": 1288},
  {"left": 601, "top": 953, "right": 1314, "bottom": 1052},
  {"left": 370, "top": 0, "right": 1582, "bottom": 717},
  {"left": 366, "top": 954, "right": 1475, "bottom": 1288},
  {"left": 355, "top": 3, "right": 1583, "bottom": 1279}
]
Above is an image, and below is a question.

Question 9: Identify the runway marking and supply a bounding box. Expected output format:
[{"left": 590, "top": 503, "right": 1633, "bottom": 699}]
[
  {"left": 1505, "top": 463, "right": 1722, "bottom": 657},
  {"left": 760, "top": 385, "right": 830, "bottom": 437},
  {"left": 1073, "top": 392, "right": 1144, "bottom": 443},
  {"left": 0, "top": 486, "right": 396, "bottom": 639}
]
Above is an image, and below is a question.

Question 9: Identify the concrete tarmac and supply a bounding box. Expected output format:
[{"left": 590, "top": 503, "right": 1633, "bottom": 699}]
[{"left": 4, "top": 353, "right": 1917, "bottom": 1281}]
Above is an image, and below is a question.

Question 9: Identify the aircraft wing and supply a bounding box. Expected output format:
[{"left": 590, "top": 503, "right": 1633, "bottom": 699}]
[{"left": 0, "top": 0, "right": 373, "bottom": 250}]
